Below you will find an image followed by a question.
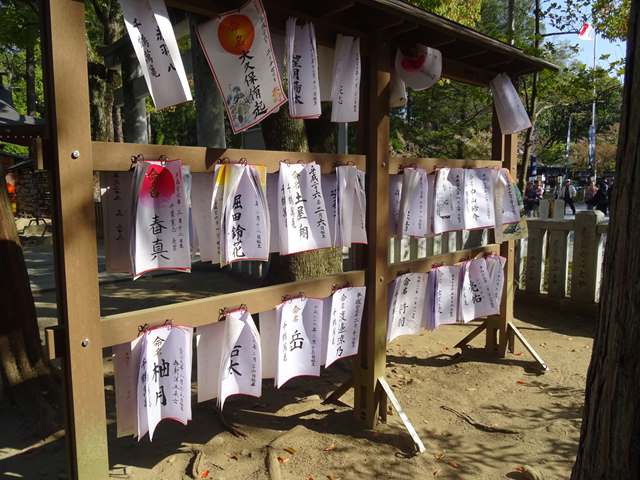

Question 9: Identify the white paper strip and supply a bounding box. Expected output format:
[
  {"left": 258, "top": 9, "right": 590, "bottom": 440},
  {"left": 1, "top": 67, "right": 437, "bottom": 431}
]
[
  {"left": 335, "top": 166, "right": 367, "bottom": 247},
  {"left": 286, "top": 18, "right": 321, "bottom": 119},
  {"left": 464, "top": 168, "right": 496, "bottom": 230},
  {"left": 113, "top": 336, "right": 143, "bottom": 438},
  {"left": 322, "top": 173, "right": 338, "bottom": 246},
  {"left": 497, "top": 168, "right": 522, "bottom": 225},
  {"left": 433, "top": 168, "right": 464, "bottom": 234},
  {"left": 266, "top": 173, "right": 280, "bottom": 253},
  {"left": 490, "top": 73, "right": 531, "bottom": 135},
  {"left": 190, "top": 172, "right": 217, "bottom": 262},
  {"left": 119, "top": 0, "right": 192, "bottom": 109},
  {"left": 276, "top": 297, "right": 323, "bottom": 388},
  {"left": 433, "top": 265, "right": 461, "bottom": 327},
  {"left": 458, "top": 258, "right": 498, "bottom": 322},
  {"left": 101, "top": 172, "right": 133, "bottom": 273},
  {"left": 131, "top": 160, "right": 191, "bottom": 278},
  {"left": 399, "top": 167, "right": 429, "bottom": 237},
  {"left": 389, "top": 174, "right": 403, "bottom": 235},
  {"left": 330, "top": 35, "right": 361, "bottom": 123},
  {"left": 278, "top": 162, "right": 332, "bottom": 254},
  {"left": 196, "top": 321, "right": 225, "bottom": 403},
  {"left": 325, "top": 286, "right": 366, "bottom": 367},
  {"left": 137, "top": 325, "right": 193, "bottom": 441},
  {"left": 387, "top": 273, "right": 428, "bottom": 343},
  {"left": 196, "top": 0, "right": 287, "bottom": 133}
]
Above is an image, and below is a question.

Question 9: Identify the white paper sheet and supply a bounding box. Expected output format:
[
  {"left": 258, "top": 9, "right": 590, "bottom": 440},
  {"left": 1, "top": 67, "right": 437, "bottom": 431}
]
[
  {"left": 387, "top": 273, "right": 428, "bottom": 343},
  {"left": 330, "top": 35, "right": 361, "bottom": 123},
  {"left": 399, "top": 168, "right": 429, "bottom": 237},
  {"left": 433, "top": 265, "right": 461, "bottom": 327},
  {"left": 458, "top": 258, "right": 499, "bottom": 322},
  {"left": 220, "top": 164, "right": 270, "bottom": 264},
  {"left": 278, "top": 162, "right": 332, "bottom": 254},
  {"left": 325, "top": 286, "right": 366, "bottom": 367},
  {"left": 137, "top": 325, "right": 193, "bottom": 441},
  {"left": 196, "top": 321, "right": 225, "bottom": 403},
  {"left": 426, "top": 173, "right": 436, "bottom": 237},
  {"left": 119, "top": 0, "right": 192, "bottom": 110},
  {"left": 113, "top": 336, "right": 143, "bottom": 438},
  {"left": 335, "top": 166, "right": 367, "bottom": 247},
  {"left": 101, "top": 172, "right": 133, "bottom": 273},
  {"left": 131, "top": 160, "right": 191, "bottom": 278},
  {"left": 433, "top": 168, "right": 465, "bottom": 234},
  {"left": 190, "top": 172, "right": 217, "bottom": 262},
  {"left": 424, "top": 271, "right": 436, "bottom": 331},
  {"left": 389, "top": 174, "right": 403, "bottom": 235},
  {"left": 196, "top": 0, "right": 287, "bottom": 133},
  {"left": 464, "top": 168, "right": 496, "bottom": 230},
  {"left": 486, "top": 255, "right": 507, "bottom": 310},
  {"left": 276, "top": 297, "right": 323, "bottom": 388},
  {"left": 266, "top": 173, "right": 280, "bottom": 253},
  {"left": 322, "top": 173, "right": 338, "bottom": 245},
  {"left": 218, "top": 309, "right": 262, "bottom": 409},
  {"left": 497, "top": 168, "right": 521, "bottom": 225},
  {"left": 286, "top": 18, "right": 321, "bottom": 119}
]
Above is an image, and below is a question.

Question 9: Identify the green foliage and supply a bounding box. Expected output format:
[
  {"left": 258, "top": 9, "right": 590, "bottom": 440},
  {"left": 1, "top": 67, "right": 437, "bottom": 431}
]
[
  {"left": 546, "top": 0, "right": 630, "bottom": 41},
  {"left": 409, "top": 0, "right": 483, "bottom": 26}
]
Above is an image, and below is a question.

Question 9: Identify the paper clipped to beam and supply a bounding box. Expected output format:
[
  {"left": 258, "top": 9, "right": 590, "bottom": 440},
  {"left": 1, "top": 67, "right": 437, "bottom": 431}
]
[
  {"left": 433, "top": 167, "right": 465, "bottom": 234},
  {"left": 324, "top": 286, "right": 366, "bottom": 367},
  {"left": 490, "top": 73, "right": 532, "bottom": 134},
  {"left": 286, "top": 18, "right": 322, "bottom": 119},
  {"left": 463, "top": 168, "right": 497, "bottom": 230},
  {"left": 330, "top": 34, "right": 361, "bottom": 123},
  {"left": 196, "top": 0, "right": 287, "bottom": 133},
  {"left": 119, "top": 0, "right": 192, "bottom": 109},
  {"left": 387, "top": 273, "right": 428, "bottom": 343},
  {"left": 101, "top": 172, "right": 133, "bottom": 273}
]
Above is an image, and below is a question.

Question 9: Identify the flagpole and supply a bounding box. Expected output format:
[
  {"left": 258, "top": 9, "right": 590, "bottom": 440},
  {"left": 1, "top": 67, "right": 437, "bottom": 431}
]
[
  {"left": 591, "top": 28, "right": 597, "bottom": 180},
  {"left": 565, "top": 115, "right": 572, "bottom": 177}
]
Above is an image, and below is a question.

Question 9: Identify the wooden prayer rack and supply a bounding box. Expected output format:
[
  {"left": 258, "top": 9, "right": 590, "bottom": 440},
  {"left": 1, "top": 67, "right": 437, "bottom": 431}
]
[{"left": 41, "top": 0, "right": 553, "bottom": 477}]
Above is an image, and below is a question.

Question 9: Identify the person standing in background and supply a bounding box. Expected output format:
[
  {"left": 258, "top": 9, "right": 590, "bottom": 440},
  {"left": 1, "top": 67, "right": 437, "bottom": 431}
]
[
  {"left": 584, "top": 180, "right": 598, "bottom": 209},
  {"left": 556, "top": 178, "right": 577, "bottom": 215}
]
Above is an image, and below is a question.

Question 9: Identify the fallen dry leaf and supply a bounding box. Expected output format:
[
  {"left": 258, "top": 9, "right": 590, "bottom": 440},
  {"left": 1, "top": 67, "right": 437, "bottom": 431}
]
[
  {"left": 514, "top": 466, "right": 526, "bottom": 473},
  {"left": 277, "top": 456, "right": 290, "bottom": 464},
  {"left": 200, "top": 470, "right": 209, "bottom": 478},
  {"left": 434, "top": 452, "right": 445, "bottom": 461},
  {"left": 323, "top": 443, "right": 336, "bottom": 452},
  {"left": 433, "top": 469, "right": 440, "bottom": 476},
  {"left": 327, "top": 475, "right": 340, "bottom": 480},
  {"left": 284, "top": 447, "right": 296, "bottom": 455},
  {"left": 447, "top": 461, "right": 460, "bottom": 469},
  {"left": 227, "top": 454, "right": 238, "bottom": 461},
  {"left": 516, "top": 380, "right": 526, "bottom": 385}
]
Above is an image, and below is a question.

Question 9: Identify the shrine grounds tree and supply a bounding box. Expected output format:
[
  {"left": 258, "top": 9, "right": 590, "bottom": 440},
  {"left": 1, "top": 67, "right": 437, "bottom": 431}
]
[{"left": 571, "top": 1, "right": 640, "bottom": 478}]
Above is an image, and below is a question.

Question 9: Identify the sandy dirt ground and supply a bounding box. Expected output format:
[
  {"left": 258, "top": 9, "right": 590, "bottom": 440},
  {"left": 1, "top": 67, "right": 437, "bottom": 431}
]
[{"left": 0, "top": 269, "right": 596, "bottom": 480}]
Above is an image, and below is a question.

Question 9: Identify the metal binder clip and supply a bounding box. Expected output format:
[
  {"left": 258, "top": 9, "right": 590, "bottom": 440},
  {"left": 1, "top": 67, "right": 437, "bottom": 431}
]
[
  {"left": 281, "top": 292, "right": 305, "bottom": 302},
  {"left": 129, "top": 153, "right": 144, "bottom": 171}
]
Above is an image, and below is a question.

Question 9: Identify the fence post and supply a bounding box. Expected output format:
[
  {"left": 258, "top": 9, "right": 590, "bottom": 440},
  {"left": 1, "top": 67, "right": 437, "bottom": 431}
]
[
  {"left": 552, "top": 199, "right": 565, "bottom": 219},
  {"left": 571, "top": 210, "right": 605, "bottom": 303},
  {"left": 547, "top": 224, "right": 570, "bottom": 298},
  {"left": 538, "top": 199, "right": 550, "bottom": 219},
  {"left": 525, "top": 224, "right": 545, "bottom": 293}
]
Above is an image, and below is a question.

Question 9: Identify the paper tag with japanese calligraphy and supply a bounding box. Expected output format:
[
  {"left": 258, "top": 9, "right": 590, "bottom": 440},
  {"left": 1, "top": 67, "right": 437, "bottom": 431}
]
[
  {"left": 119, "top": 0, "right": 192, "bottom": 110},
  {"left": 218, "top": 309, "right": 262, "bottom": 409},
  {"left": 266, "top": 173, "right": 280, "bottom": 253},
  {"left": 131, "top": 160, "right": 191, "bottom": 279},
  {"left": 433, "top": 168, "right": 464, "bottom": 234},
  {"left": 389, "top": 174, "right": 403, "bottom": 235},
  {"left": 196, "top": 0, "right": 287, "bottom": 134},
  {"left": 325, "top": 286, "right": 366, "bottom": 368},
  {"left": 196, "top": 321, "right": 224, "bottom": 403},
  {"left": 424, "top": 271, "right": 436, "bottom": 331},
  {"left": 278, "top": 162, "right": 332, "bottom": 254},
  {"left": 330, "top": 34, "right": 361, "bottom": 123},
  {"left": 322, "top": 173, "right": 338, "bottom": 245},
  {"left": 334, "top": 166, "right": 367, "bottom": 247},
  {"left": 399, "top": 167, "right": 429, "bottom": 237},
  {"left": 459, "top": 258, "right": 498, "bottom": 322},
  {"left": 286, "top": 18, "right": 321, "bottom": 119},
  {"left": 464, "top": 168, "right": 496, "bottom": 230},
  {"left": 113, "top": 336, "right": 143, "bottom": 437},
  {"left": 276, "top": 297, "right": 323, "bottom": 388},
  {"left": 486, "top": 255, "right": 507, "bottom": 310},
  {"left": 387, "top": 273, "right": 428, "bottom": 343},
  {"left": 191, "top": 171, "right": 218, "bottom": 262},
  {"left": 494, "top": 169, "right": 528, "bottom": 242},
  {"left": 101, "top": 172, "right": 133, "bottom": 273},
  {"left": 137, "top": 325, "right": 193, "bottom": 441},
  {"left": 220, "top": 164, "right": 270, "bottom": 264},
  {"left": 259, "top": 310, "right": 278, "bottom": 378},
  {"left": 433, "top": 265, "right": 461, "bottom": 327}
]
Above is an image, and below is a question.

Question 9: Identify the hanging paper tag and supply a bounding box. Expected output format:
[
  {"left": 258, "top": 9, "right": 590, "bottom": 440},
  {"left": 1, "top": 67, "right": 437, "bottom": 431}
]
[
  {"left": 464, "top": 168, "right": 496, "bottom": 230},
  {"left": 433, "top": 265, "right": 461, "bottom": 327},
  {"left": 399, "top": 167, "right": 429, "bottom": 237},
  {"left": 335, "top": 166, "right": 367, "bottom": 247},
  {"left": 220, "top": 164, "right": 270, "bottom": 264},
  {"left": 324, "top": 286, "right": 366, "bottom": 368},
  {"left": 490, "top": 73, "right": 531, "bottom": 134},
  {"left": 389, "top": 174, "right": 403, "bottom": 235},
  {"left": 190, "top": 172, "right": 217, "bottom": 262},
  {"left": 196, "top": 0, "right": 287, "bottom": 134},
  {"left": 330, "top": 35, "right": 361, "bottom": 123},
  {"left": 322, "top": 173, "right": 338, "bottom": 245},
  {"left": 196, "top": 321, "right": 225, "bottom": 403},
  {"left": 101, "top": 172, "right": 133, "bottom": 273},
  {"left": 137, "top": 325, "right": 193, "bottom": 441},
  {"left": 278, "top": 162, "right": 332, "bottom": 254},
  {"left": 486, "top": 255, "right": 507, "bottom": 310},
  {"left": 276, "top": 297, "right": 323, "bottom": 388},
  {"left": 433, "top": 168, "right": 464, "bottom": 234},
  {"left": 131, "top": 160, "right": 191, "bottom": 279},
  {"left": 266, "top": 173, "right": 280, "bottom": 253},
  {"left": 113, "top": 336, "right": 143, "bottom": 437},
  {"left": 286, "top": 18, "right": 321, "bottom": 119},
  {"left": 119, "top": 0, "right": 192, "bottom": 109},
  {"left": 459, "top": 258, "right": 498, "bottom": 322},
  {"left": 387, "top": 273, "right": 428, "bottom": 343}
]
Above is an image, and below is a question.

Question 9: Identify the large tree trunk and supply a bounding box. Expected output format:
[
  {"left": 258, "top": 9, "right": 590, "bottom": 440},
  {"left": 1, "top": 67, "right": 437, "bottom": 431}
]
[
  {"left": 0, "top": 166, "right": 59, "bottom": 427},
  {"left": 571, "top": 3, "right": 640, "bottom": 478}
]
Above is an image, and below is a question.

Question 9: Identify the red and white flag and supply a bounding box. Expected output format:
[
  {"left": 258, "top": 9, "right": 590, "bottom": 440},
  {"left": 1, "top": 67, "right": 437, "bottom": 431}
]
[{"left": 578, "top": 22, "right": 594, "bottom": 41}]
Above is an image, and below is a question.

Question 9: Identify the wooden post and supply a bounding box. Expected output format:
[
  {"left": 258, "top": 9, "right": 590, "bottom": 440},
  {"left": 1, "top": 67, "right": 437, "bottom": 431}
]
[
  {"left": 547, "top": 228, "right": 569, "bottom": 298},
  {"left": 42, "top": 0, "right": 109, "bottom": 478},
  {"left": 571, "top": 210, "right": 605, "bottom": 303},
  {"left": 353, "top": 37, "right": 390, "bottom": 428},
  {"left": 487, "top": 111, "right": 516, "bottom": 354}
]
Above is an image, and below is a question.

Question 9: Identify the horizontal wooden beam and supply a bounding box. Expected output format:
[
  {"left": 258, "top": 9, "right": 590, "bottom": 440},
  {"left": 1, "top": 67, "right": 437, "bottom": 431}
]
[
  {"left": 388, "top": 244, "right": 500, "bottom": 275},
  {"left": 100, "top": 270, "right": 365, "bottom": 347},
  {"left": 388, "top": 156, "right": 501, "bottom": 174},
  {"left": 92, "top": 141, "right": 366, "bottom": 173}
]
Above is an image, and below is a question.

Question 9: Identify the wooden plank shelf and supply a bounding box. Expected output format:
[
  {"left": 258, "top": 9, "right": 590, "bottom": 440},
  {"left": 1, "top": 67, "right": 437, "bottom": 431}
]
[
  {"left": 100, "top": 270, "right": 365, "bottom": 348},
  {"left": 92, "top": 141, "right": 367, "bottom": 173},
  {"left": 387, "top": 244, "right": 500, "bottom": 276},
  {"left": 388, "top": 155, "right": 501, "bottom": 174}
]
